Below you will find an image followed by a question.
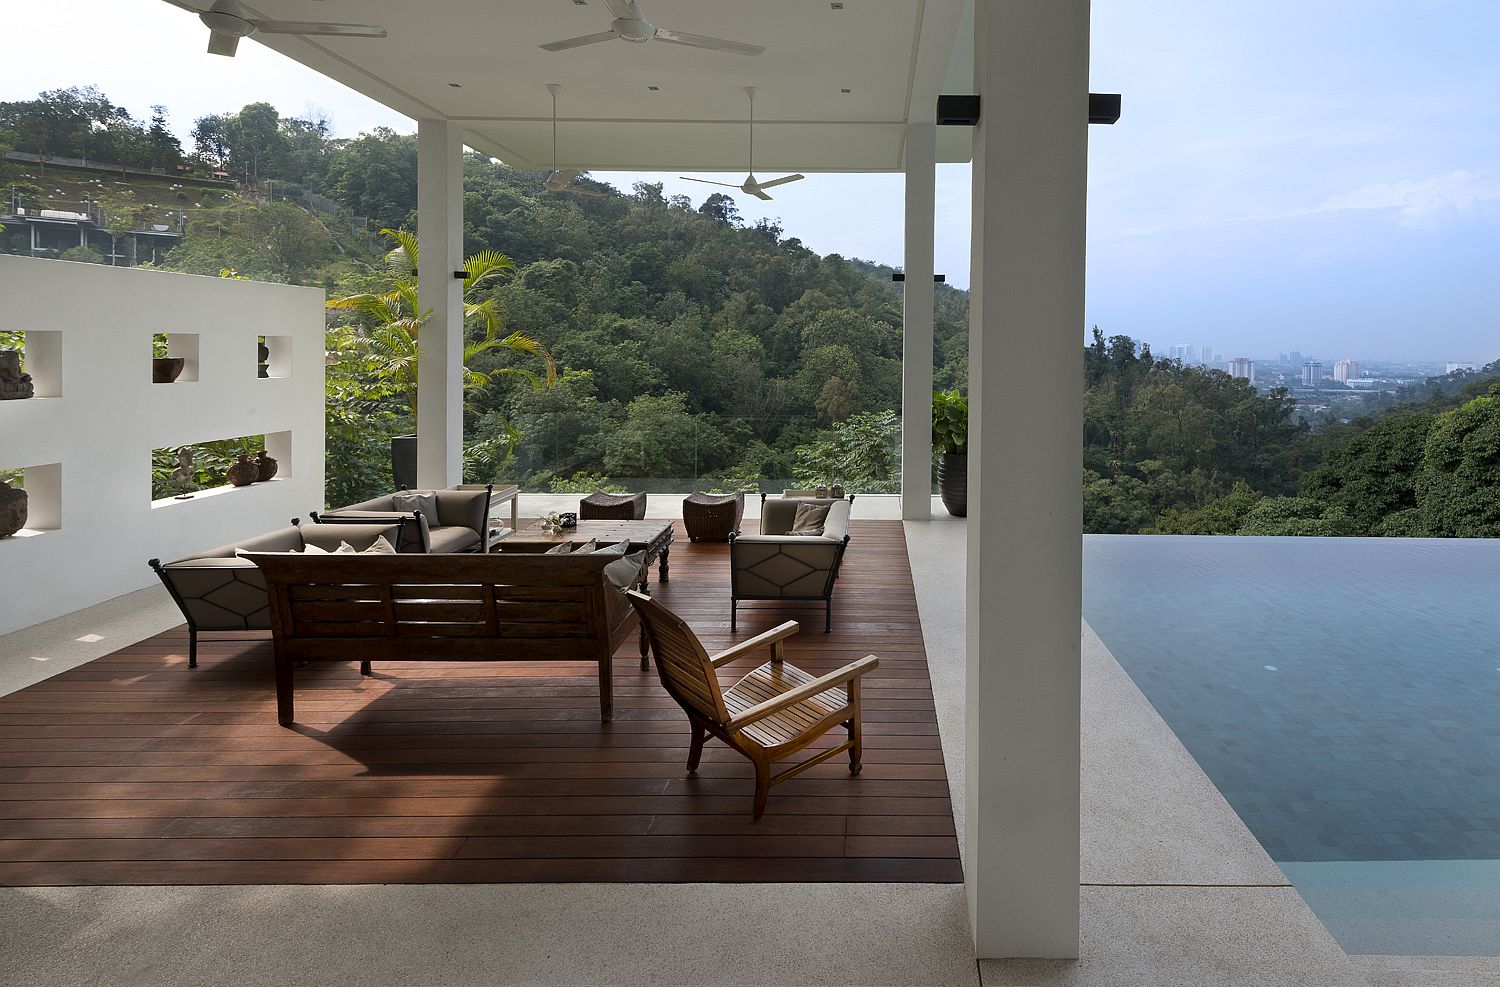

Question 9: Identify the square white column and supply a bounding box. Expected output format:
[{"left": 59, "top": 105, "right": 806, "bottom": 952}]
[
  {"left": 416, "top": 119, "right": 465, "bottom": 490},
  {"left": 966, "top": 0, "right": 1090, "bottom": 959},
  {"left": 901, "top": 122, "right": 937, "bottom": 519}
]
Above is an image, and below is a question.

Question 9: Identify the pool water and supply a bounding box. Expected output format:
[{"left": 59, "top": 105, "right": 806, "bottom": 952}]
[{"left": 1084, "top": 535, "right": 1500, "bottom": 956}]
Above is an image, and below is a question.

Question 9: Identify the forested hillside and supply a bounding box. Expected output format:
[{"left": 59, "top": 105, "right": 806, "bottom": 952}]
[{"left": 5, "top": 87, "right": 1499, "bottom": 535}]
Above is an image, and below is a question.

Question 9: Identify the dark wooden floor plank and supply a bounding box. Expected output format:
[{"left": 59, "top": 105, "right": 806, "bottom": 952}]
[{"left": 0, "top": 520, "right": 960, "bottom": 885}]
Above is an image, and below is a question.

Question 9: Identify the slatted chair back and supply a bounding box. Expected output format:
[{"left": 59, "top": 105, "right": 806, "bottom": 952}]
[{"left": 627, "top": 590, "right": 729, "bottom": 726}]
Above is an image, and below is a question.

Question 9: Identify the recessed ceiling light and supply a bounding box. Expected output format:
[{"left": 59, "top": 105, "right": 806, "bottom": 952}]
[
  {"left": 648, "top": 85, "right": 660, "bottom": 91},
  {"left": 840, "top": 88, "right": 852, "bottom": 94},
  {"left": 830, "top": 2, "right": 844, "bottom": 8},
  {"left": 573, "top": 0, "right": 589, "bottom": 5},
  {"left": 448, "top": 82, "right": 462, "bottom": 88}
]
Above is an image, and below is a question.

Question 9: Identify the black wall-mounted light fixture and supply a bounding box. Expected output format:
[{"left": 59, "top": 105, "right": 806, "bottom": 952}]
[
  {"left": 1088, "top": 93, "right": 1122, "bottom": 125},
  {"left": 936, "top": 93, "right": 1123, "bottom": 126},
  {"left": 936, "top": 95, "right": 981, "bottom": 127}
]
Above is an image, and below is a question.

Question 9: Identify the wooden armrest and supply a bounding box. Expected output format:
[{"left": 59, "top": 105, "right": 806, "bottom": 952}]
[
  {"left": 709, "top": 620, "right": 800, "bottom": 668},
  {"left": 729, "top": 655, "right": 880, "bottom": 727}
]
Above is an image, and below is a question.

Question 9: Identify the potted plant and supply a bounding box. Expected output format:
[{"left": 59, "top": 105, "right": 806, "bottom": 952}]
[{"left": 932, "top": 388, "right": 968, "bottom": 516}]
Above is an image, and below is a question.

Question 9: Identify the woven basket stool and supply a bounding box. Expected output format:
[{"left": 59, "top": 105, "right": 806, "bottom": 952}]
[
  {"left": 579, "top": 491, "right": 647, "bottom": 520},
  {"left": 682, "top": 491, "right": 745, "bottom": 542}
]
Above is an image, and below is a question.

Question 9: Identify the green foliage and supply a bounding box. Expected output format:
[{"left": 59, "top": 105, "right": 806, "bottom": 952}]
[
  {"left": 1082, "top": 327, "right": 1310, "bottom": 531},
  {"left": 546, "top": 471, "right": 627, "bottom": 494},
  {"left": 1235, "top": 496, "right": 1361, "bottom": 537},
  {"left": 1299, "top": 414, "right": 1434, "bottom": 534},
  {"left": 1149, "top": 481, "right": 1261, "bottom": 535},
  {"left": 1413, "top": 388, "right": 1500, "bottom": 537},
  {"left": 0, "top": 87, "right": 185, "bottom": 171},
  {"left": 59, "top": 245, "right": 105, "bottom": 264},
  {"left": 932, "top": 388, "right": 968, "bottom": 455},
  {"left": 791, "top": 410, "right": 901, "bottom": 494},
  {"left": 326, "top": 228, "right": 556, "bottom": 420}
]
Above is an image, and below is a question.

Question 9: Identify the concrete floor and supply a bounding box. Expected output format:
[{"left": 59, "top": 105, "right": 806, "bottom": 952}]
[{"left": 3, "top": 506, "right": 1498, "bottom": 985}]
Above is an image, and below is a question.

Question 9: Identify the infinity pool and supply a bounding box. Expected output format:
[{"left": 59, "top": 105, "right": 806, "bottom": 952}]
[{"left": 1084, "top": 535, "right": 1500, "bottom": 956}]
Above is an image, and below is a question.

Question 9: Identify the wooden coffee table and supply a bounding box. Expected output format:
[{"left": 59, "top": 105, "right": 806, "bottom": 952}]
[{"left": 491, "top": 519, "right": 675, "bottom": 582}]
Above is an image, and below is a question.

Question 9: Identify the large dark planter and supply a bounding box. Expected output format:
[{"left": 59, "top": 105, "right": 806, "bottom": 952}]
[
  {"left": 391, "top": 435, "right": 417, "bottom": 490},
  {"left": 938, "top": 451, "right": 967, "bottom": 517}
]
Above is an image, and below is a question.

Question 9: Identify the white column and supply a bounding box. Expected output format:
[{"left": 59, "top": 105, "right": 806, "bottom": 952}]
[
  {"left": 901, "top": 122, "right": 937, "bottom": 519},
  {"left": 965, "top": 0, "right": 1089, "bottom": 959},
  {"left": 416, "top": 118, "right": 465, "bottom": 490}
]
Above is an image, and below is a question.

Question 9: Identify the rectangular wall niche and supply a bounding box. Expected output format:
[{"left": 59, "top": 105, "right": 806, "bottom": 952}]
[
  {"left": 151, "top": 430, "right": 291, "bottom": 505},
  {"left": 0, "top": 463, "right": 62, "bottom": 537},
  {"left": 151, "top": 332, "right": 200, "bottom": 383},
  {"left": 258, "top": 335, "right": 292, "bottom": 379},
  {"left": 0, "top": 329, "right": 62, "bottom": 398}
]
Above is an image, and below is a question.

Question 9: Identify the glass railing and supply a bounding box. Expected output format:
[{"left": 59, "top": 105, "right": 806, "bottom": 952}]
[{"left": 462, "top": 410, "right": 912, "bottom": 496}]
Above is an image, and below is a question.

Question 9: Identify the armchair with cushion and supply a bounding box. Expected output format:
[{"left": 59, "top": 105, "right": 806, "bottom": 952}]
[
  {"left": 313, "top": 483, "right": 491, "bottom": 553},
  {"left": 728, "top": 495, "right": 852, "bottom": 632},
  {"left": 149, "top": 519, "right": 402, "bottom": 668}
]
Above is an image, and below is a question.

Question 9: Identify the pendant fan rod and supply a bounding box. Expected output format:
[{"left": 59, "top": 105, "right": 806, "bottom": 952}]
[
  {"left": 548, "top": 82, "right": 562, "bottom": 173},
  {"left": 745, "top": 86, "right": 757, "bottom": 177}
]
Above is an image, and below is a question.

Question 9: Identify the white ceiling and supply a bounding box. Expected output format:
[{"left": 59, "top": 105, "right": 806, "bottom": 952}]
[{"left": 168, "top": 0, "right": 975, "bottom": 172}]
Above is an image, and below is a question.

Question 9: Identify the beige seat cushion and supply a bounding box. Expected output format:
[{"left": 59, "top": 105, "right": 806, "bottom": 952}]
[{"left": 426, "top": 526, "right": 481, "bottom": 554}]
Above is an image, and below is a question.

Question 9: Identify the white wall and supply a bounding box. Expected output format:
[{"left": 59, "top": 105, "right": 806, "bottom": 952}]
[{"left": 0, "top": 256, "right": 325, "bottom": 637}]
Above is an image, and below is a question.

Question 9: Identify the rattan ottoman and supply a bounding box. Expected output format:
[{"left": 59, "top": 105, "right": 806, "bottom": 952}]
[
  {"left": 682, "top": 491, "right": 745, "bottom": 542},
  {"left": 579, "top": 491, "right": 647, "bottom": 520}
]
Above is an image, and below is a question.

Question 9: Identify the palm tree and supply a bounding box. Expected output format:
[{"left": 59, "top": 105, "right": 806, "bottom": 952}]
[{"left": 327, "top": 228, "right": 556, "bottom": 420}]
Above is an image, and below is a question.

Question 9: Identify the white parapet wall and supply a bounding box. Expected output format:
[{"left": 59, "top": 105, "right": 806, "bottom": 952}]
[{"left": 0, "top": 256, "right": 325, "bottom": 637}]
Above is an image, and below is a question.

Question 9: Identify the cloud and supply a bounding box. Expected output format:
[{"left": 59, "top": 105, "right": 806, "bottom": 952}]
[{"left": 1313, "top": 171, "right": 1500, "bottom": 229}]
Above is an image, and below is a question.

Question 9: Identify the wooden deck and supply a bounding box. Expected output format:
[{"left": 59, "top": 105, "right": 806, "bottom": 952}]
[{"left": 0, "top": 520, "right": 961, "bottom": 885}]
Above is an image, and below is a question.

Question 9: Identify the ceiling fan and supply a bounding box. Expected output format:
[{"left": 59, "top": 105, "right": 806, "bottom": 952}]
[
  {"left": 541, "top": 0, "right": 764, "bottom": 56},
  {"left": 681, "top": 88, "right": 804, "bottom": 201},
  {"left": 165, "top": 0, "right": 387, "bottom": 58},
  {"left": 542, "top": 85, "right": 604, "bottom": 198}
]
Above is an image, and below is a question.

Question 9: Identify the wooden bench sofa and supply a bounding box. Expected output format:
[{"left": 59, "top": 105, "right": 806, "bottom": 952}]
[{"left": 246, "top": 551, "right": 645, "bottom": 725}]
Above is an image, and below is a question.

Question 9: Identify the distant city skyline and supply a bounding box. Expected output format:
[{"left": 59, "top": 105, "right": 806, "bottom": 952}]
[{"left": 4, "top": 1, "right": 1497, "bottom": 361}]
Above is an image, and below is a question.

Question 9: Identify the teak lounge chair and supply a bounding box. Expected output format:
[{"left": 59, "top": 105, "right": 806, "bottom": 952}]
[{"left": 627, "top": 590, "right": 880, "bottom": 819}]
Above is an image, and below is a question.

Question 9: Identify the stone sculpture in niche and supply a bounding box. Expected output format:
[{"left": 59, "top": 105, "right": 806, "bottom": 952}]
[
  {"left": 0, "top": 478, "right": 27, "bottom": 538},
  {"left": 226, "top": 455, "right": 259, "bottom": 487},
  {"left": 0, "top": 351, "right": 34, "bottom": 400},
  {"left": 255, "top": 449, "right": 278, "bottom": 482},
  {"left": 171, "top": 448, "right": 197, "bottom": 499}
]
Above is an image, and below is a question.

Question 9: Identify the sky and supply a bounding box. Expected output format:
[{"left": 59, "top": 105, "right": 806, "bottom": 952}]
[{"left": 3, "top": 0, "right": 1497, "bottom": 363}]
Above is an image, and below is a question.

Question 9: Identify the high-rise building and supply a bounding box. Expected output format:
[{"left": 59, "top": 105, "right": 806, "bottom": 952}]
[
  {"left": 1290, "top": 351, "right": 1304, "bottom": 365},
  {"left": 1229, "top": 358, "right": 1255, "bottom": 382},
  {"left": 1301, "top": 361, "right": 1323, "bottom": 387},
  {"left": 1333, "top": 359, "right": 1359, "bottom": 383},
  {"left": 1201, "top": 344, "right": 1213, "bottom": 365},
  {"left": 1168, "top": 343, "right": 1192, "bottom": 362},
  {"left": 1447, "top": 362, "right": 1477, "bottom": 374}
]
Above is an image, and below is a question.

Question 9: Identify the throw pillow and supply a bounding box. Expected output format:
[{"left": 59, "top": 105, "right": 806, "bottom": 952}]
[
  {"left": 543, "top": 542, "right": 573, "bottom": 555},
  {"left": 392, "top": 491, "right": 440, "bottom": 521},
  {"left": 363, "top": 535, "right": 398, "bottom": 555},
  {"left": 591, "top": 541, "right": 630, "bottom": 557},
  {"left": 790, "top": 502, "right": 830, "bottom": 536},
  {"left": 603, "top": 551, "right": 647, "bottom": 592},
  {"left": 236, "top": 544, "right": 327, "bottom": 557},
  {"left": 334, "top": 541, "right": 360, "bottom": 554}
]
